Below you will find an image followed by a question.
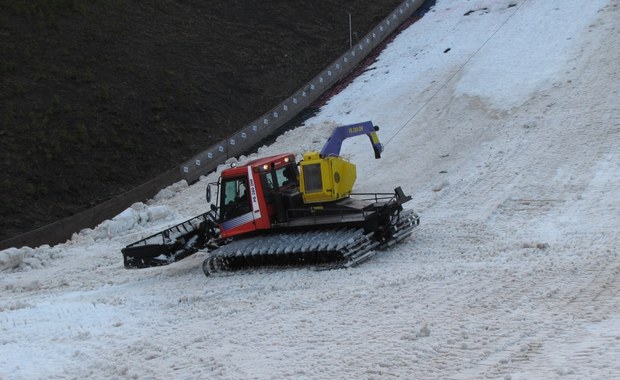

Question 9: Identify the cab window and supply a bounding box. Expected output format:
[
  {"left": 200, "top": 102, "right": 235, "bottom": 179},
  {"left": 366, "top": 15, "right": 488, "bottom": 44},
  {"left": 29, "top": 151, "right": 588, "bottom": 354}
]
[
  {"left": 275, "top": 165, "right": 298, "bottom": 188},
  {"left": 261, "top": 173, "right": 275, "bottom": 204},
  {"left": 220, "top": 177, "right": 251, "bottom": 220}
]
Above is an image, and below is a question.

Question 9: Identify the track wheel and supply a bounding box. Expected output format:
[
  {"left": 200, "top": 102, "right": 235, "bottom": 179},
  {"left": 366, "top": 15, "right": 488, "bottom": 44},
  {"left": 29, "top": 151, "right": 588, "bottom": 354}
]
[
  {"left": 202, "top": 255, "right": 228, "bottom": 276},
  {"left": 389, "top": 207, "right": 401, "bottom": 227}
]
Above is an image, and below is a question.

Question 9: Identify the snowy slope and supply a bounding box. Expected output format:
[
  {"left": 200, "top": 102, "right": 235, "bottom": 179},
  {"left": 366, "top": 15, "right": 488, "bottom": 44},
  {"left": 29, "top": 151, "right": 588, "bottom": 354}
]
[{"left": 1, "top": 0, "right": 619, "bottom": 378}]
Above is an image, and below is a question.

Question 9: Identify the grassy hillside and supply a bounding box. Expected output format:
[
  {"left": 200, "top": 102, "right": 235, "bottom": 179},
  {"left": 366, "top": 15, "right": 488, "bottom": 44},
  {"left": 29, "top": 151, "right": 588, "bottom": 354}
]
[{"left": 0, "top": 0, "right": 402, "bottom": 241}]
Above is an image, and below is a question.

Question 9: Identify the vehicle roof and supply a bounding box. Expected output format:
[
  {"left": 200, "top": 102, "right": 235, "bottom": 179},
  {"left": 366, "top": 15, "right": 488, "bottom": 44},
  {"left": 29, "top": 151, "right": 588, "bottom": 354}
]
[
  {"left": 247, "top": 153, "right": 293, "bottom": 167},
  {"left": 221, "top": 153, "right": 294, "bottom": 178}
]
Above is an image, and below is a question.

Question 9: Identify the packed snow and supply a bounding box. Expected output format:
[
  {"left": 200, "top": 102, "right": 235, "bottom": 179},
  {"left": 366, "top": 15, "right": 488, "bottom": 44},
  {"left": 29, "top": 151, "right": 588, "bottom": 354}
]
[{"left": 2, "top": 0, "right": 619, "bottom": 378}]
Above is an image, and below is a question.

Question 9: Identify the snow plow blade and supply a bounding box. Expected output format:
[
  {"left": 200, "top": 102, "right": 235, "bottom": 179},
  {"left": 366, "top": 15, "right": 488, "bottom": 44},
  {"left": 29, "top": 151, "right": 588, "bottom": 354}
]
[{"left": 121, "top": 211, "right": 217, "bottom": 268}]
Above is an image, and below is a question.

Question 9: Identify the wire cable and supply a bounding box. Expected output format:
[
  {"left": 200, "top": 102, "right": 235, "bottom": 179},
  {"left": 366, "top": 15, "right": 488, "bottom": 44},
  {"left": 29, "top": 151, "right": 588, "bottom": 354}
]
[{"left": 385, "top": 0, "right": 527, "bottom": 147}]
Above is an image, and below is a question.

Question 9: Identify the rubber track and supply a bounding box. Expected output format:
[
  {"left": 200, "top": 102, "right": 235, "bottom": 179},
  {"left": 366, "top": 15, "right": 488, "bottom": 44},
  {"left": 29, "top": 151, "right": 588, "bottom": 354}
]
[
  {"left": 202, "top": 209, "right": 419, "bottom": 276},
  {"left": 346, "top": 209, "right": 419, "bottom": 267}
]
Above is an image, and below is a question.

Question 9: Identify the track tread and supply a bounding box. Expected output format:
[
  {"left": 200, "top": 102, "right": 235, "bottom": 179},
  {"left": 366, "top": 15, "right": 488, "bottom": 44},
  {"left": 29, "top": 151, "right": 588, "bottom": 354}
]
[{"left": 202, "top": 210, "right": 419, "bottom": 276}]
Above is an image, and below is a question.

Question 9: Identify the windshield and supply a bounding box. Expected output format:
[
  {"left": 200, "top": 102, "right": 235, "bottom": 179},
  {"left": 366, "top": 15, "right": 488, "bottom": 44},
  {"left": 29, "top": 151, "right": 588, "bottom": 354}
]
[{"left": 275, "top": 164, "right": 298, "bottom": 188}]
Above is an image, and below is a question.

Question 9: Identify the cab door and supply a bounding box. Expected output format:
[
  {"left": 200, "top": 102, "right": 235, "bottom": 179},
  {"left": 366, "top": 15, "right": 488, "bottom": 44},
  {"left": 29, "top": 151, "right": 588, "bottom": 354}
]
[
  {"left": 219, "top": 175, "right": 256, "bottom": 237},
  {"left": 219, "top": 166, "right": 271, "bottom": 238}
]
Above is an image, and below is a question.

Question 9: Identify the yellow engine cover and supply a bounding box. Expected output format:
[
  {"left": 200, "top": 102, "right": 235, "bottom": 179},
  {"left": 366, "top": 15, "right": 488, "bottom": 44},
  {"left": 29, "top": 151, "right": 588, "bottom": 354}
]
[{"left": 299, "top": 151, "right": 356, "bottom": 203}]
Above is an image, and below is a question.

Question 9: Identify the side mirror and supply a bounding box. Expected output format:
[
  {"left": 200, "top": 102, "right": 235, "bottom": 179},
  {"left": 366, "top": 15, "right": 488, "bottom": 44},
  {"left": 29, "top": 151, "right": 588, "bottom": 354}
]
[
  {"left": 210, "top": 203, "right": 217, "bottom": 212},
  {"left": 206, "top": 185, "right": 212, "bottom": 203}
]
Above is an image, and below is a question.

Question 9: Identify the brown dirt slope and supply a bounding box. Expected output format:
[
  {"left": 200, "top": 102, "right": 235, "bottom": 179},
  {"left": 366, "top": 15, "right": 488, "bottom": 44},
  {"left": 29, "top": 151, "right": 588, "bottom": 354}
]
[{"left": 0, "top": 0, "right": 402, "bottom": 241}]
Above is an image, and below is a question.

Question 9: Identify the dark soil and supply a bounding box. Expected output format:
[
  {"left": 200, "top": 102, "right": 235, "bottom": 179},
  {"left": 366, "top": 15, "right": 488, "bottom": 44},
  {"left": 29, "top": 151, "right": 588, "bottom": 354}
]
[{"left": 0, "top": 0, "right": 403, "bottom": 241}]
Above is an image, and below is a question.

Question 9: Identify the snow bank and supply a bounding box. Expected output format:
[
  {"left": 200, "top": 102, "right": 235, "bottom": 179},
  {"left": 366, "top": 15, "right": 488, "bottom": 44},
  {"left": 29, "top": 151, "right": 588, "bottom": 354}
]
[
  {"left": 151, "top": 179, "right": 189, "bottom": 203},
  {"left": 89, "top": 203, "right": 174, "bottom": 240},
  {"left": 0, "top": 245, "right": 63, "bottom": 272},
  {"left": 0, "top": 248, "right": 24, "bottom": 271},
  {"left": 0, "top": 202, "right": 174, "bottom": 272}
]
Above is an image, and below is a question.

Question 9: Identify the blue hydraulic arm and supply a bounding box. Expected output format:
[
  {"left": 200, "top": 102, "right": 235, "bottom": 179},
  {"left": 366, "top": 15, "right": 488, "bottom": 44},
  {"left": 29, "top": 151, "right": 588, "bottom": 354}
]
[{"left": 319, "top": 121, "right": 383, "bottom": 159}]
